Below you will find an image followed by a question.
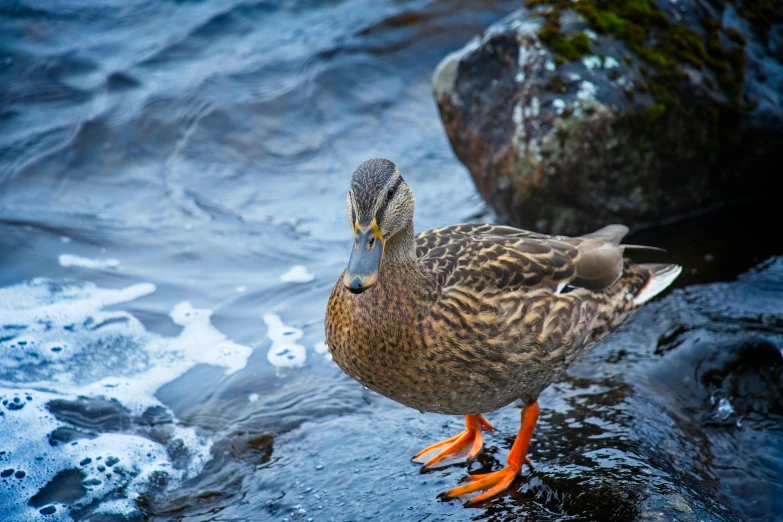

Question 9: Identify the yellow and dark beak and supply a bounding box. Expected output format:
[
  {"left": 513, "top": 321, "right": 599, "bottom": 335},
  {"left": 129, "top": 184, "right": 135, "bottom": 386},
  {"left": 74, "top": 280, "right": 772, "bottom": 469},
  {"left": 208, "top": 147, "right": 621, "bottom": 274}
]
[{"left": 343, "top": 221, "right": 383, "bottom": 294}]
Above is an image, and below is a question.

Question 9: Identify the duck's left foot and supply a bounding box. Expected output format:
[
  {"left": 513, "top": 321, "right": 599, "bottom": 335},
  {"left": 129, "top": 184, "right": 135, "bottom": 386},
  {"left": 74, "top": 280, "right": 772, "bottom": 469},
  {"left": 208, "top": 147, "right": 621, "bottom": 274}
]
[
  {"left": 441, "top": 465, "right": 520, "bottom": 505},
  {"left": 412, "top": 414, "right": 493, "bottom": 469},
  {"left": 441, "top": 401, "right": 540, "bottom": 505}
]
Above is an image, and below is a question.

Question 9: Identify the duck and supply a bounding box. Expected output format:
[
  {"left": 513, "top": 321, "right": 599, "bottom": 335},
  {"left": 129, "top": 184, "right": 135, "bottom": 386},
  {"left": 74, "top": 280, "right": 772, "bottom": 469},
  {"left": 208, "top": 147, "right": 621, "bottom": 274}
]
[{"left": 325, "top": 158, "right": 682, "bottom": 505}]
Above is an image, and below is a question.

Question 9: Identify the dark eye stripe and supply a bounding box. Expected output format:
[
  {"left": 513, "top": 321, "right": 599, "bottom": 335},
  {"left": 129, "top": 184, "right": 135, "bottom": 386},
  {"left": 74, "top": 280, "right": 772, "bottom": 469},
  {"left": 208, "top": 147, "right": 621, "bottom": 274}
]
[
  {"left": 375, "top": 177, "right": 402, "bottom": 225},
  {"left": 349, "top": 192, "right": 357, "bottom": 225}
]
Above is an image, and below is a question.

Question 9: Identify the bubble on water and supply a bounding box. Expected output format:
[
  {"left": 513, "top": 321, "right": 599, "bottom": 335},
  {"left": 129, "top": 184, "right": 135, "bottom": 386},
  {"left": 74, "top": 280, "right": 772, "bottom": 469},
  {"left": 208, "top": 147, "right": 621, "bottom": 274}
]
[
  {"left": 264, "top": 314, "right": 306, "bottom": 368},
  {"left": 279, "top": 265, "right": 314, "bottom": 283},
  {"left": 715, "top": 397, "right": 734, "bottom": 419},
  {"left": 58, "top": 254, "right": 120, "bottom": 270},
  {"left": 248, "top": 393, "right": 259, "bottom": 402},
  {"left": 313, "top": 341, "right": 328, "bottom": 354}
]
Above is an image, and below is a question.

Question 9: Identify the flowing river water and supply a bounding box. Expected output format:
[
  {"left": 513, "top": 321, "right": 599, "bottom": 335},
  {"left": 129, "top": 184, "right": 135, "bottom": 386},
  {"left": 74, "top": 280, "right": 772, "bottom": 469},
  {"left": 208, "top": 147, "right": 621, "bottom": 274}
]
[{"left": 1, "top": 1, "right": 781, "bottom": 521}]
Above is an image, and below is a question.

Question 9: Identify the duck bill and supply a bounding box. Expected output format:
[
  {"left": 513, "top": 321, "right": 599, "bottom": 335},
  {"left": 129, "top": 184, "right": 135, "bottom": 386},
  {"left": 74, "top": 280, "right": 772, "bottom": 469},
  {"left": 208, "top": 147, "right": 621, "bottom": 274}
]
[{"left": 343, "top": 226, "right": 384, "bottom": 294}]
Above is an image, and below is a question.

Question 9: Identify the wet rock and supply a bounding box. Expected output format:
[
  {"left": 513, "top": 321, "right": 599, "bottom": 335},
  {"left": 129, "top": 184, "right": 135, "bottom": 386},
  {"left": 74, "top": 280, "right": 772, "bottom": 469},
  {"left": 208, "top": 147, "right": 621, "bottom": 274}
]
[
  {"left": 137, "top": 405, "right": 174, "bottom": 427},
  {"left": 433, "top": 0, "right": 783, "bottom": 234},
  {"left": 228, "top": 431, "right": 274, "bottom": 466},
  {"left": 48, "top": 426, "right": 98, "bottom": 446},
  {"left": 47, "top": 397, "right": 132, "bottom": 432},
  {"left": 29, "top": 469, "right": 87, "bottom": 507}
]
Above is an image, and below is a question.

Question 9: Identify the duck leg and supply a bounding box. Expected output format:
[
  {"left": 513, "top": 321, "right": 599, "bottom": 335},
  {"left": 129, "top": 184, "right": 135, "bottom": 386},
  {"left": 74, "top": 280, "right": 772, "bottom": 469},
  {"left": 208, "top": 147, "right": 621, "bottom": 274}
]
[
  {"left": 412, "top": 414, "right": 493, "bottom": 469},
  {"left": 442, "top": 401, "right": 540, "bottom": 505}
]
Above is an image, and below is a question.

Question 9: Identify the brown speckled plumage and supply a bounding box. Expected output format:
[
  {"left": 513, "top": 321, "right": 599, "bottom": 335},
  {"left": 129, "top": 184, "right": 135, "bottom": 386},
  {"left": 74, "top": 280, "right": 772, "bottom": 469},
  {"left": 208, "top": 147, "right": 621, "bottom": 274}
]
[
  {"left": 327, "top": 222, "right": 655, "bottom": 413},
  {"left": 324, "top": 159, "right": 681, "bottom": 503}
]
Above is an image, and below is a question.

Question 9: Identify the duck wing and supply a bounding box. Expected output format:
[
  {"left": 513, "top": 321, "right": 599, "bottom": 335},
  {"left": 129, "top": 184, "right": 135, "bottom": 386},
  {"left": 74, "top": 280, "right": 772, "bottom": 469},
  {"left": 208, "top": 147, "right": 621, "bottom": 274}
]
[{"left": 415, "top": 224, "right": 634, "bottom": 293}]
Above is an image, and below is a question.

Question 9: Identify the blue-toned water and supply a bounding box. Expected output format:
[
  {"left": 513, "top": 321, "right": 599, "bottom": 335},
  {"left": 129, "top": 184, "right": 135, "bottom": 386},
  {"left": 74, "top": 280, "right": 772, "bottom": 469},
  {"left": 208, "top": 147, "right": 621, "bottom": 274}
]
[{"left": 1, "top": 1, "right": 781, "bottom": 521}]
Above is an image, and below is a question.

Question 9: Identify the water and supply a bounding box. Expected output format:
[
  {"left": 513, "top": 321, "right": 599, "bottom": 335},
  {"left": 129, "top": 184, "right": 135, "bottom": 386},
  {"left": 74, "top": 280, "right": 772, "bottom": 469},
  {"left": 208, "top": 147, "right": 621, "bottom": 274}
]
[{"left": 1, "top": 1, "right": 782, "bottom": 521}]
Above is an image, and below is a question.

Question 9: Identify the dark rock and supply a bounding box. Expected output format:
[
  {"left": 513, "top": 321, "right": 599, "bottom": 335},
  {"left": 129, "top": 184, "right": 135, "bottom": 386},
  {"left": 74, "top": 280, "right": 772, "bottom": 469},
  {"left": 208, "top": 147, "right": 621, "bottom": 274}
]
[
  {"left": 433, "top": 0, "right": 783, "bottom": 234},
  {"left": 46, "top": 397, "right": 132, "bottom": 432},
  {"left": 228, "top": 431, "right": 274, "bottom": 466},
  {"left": 29, "top": 469, "right": 87, "bottom": 507},
  {"left": 48, "top": 426, "right": 98, "bottom": 446},
  {"left": 137, "top": 405, "right": 174, "bottom": 427}
]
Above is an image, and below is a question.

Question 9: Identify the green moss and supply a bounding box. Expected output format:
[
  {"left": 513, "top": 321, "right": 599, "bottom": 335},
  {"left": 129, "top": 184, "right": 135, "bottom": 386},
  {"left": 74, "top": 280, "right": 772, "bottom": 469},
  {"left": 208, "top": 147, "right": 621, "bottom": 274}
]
[
  {"left": 526, "top": 0, "right": 748, "bottom": 107},
  {"left": 570, "top": 32, "right": 592, "bottom": 54},
  {"left": 636, "top": 47, "right": 668, "bottom": 68},
  {"left": 548, "top": 37, "right": 580, "bottom": 60},
  {"left": 647, "top": 103, "right": 666, "bottom": 121},
  {"left": 545, "top": 32, "right": 593, "bottom": 60},
  {"left": 527, "top": 0, "right": 594, "bottom": 61},
  {"left": 595, "top": 11, "right": 626, "bottom": 34}
]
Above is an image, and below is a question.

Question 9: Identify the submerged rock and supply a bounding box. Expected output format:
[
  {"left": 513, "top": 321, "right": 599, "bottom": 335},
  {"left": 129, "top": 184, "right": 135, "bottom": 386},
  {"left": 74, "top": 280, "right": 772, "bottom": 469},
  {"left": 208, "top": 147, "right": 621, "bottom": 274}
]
[{"left": 433, "top": 0, "right": 782, "bottom": 234}]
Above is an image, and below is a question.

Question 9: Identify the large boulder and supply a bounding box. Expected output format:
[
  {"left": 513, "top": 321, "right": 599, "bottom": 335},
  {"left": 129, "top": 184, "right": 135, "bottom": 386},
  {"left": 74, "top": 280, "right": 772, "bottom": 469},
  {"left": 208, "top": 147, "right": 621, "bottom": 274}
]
[{"left": 433, "top": 0, "right": 782, "bottom": 234}]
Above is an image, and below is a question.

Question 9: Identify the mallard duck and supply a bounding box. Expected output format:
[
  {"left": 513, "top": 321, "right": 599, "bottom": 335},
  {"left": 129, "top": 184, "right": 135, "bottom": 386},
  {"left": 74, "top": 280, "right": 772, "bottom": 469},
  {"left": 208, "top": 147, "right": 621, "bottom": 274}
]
[{"left": 325, "top": 159, "right": 681, "bottom": 505}]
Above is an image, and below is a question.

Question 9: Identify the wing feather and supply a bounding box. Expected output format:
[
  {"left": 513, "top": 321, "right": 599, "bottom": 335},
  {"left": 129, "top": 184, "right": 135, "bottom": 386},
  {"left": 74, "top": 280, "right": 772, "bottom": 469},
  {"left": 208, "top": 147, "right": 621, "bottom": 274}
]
[{"left": 415, "top": 223, "right": 630, "bottom": 293}]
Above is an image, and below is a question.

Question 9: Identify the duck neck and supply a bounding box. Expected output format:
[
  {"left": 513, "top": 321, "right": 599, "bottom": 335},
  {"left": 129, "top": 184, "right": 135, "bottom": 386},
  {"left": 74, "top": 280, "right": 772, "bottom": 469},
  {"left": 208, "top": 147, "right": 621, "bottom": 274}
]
[
  {"left": 383, "top": 222, "right": 417, "bottom": 266},
  {"left": 378, "top": 222, "right": 431, "bottom": 304}
]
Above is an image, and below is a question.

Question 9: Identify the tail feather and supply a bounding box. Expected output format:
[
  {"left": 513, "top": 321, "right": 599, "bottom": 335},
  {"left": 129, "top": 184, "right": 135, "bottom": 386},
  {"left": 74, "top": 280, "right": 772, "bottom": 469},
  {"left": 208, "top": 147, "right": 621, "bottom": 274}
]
[
  {"left": 622, "top": 244, "right": 667, "bottom": 253},
  {"left": 581, "top": 224, "right": 628, "bottom": 244},
  {"left": 634, "top": 264, "right": 682, "bottom": 305}
]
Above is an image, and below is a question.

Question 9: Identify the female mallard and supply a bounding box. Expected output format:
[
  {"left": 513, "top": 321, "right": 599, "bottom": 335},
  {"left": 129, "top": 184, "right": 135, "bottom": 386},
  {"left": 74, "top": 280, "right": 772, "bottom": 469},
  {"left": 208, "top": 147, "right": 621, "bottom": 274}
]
[{"left": 325, "top": 159, "right": 681, "bottom": 505}]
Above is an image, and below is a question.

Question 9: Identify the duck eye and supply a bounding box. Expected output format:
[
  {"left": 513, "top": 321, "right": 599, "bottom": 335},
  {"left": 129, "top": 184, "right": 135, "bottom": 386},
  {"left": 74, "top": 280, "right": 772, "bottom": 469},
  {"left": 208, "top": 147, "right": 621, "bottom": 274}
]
[{"left": 386, "top": 188, "right": 395, "bottom": 200}]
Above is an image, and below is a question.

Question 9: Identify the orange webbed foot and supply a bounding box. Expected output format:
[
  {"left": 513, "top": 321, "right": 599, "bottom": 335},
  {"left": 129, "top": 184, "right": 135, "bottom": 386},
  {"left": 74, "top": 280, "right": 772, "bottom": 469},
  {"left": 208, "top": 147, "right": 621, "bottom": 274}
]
[
  {"left": 441, "top": 402, "right": 540, "bottom": 505},
  {"left": 442, "top": 465, "right": 521, "bottom": 505},
  {"left": 412, "top": 414, "right": 493, "bottom": 469}
]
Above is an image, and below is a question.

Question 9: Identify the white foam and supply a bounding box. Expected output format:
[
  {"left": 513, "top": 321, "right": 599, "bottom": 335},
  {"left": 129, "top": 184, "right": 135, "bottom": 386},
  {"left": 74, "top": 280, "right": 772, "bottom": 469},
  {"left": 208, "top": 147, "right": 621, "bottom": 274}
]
[
  {"left": 313, "top": 341, "right": 329, "bottom": 354},
  {"left": 0, "top": 388, "right": 211, "bottom": 522},
  {"left": 58, "top": 254, "right": 120, "bottom": 270},
  {"left": 264, "top": 314, "right": 306, "bottom": 368},
  {"left": 0, "top": 278, "right": 253, "bottom": 519},
  {"left": 168, "top": 302, "right": 252, "bottom": 376},
  {"left": 279, "top": 265, "right": 314, "bottom": 283}
]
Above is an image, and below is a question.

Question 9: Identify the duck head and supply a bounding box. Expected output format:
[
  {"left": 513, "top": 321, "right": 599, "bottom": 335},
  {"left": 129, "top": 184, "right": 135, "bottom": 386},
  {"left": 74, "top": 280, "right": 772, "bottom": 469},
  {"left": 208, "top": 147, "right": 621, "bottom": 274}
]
[{"left": 342, "top": 158, "right": 415, "bottom": 294}]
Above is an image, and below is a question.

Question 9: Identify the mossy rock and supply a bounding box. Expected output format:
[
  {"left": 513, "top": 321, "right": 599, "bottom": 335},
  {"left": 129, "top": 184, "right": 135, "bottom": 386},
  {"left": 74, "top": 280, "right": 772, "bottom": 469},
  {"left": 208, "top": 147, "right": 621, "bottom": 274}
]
[{"left": 433, "top": 1, "right": 782, "bottom": 234}]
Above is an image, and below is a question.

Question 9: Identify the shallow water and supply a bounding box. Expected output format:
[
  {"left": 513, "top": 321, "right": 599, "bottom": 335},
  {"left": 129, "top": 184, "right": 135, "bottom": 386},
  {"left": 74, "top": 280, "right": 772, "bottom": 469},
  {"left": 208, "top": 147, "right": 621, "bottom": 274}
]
[{"left": 1, "top": 1, "right": 782, "bottom": 521}]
